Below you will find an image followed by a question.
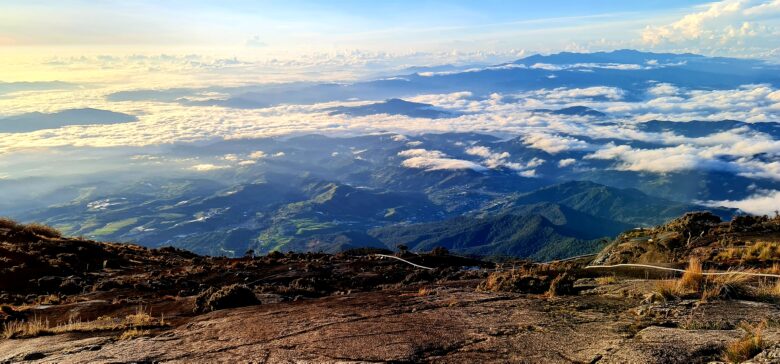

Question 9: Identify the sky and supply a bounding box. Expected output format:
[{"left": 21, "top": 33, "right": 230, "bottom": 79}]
[{"left": 2, "top": 0, "right": 780, "bottom": 84}]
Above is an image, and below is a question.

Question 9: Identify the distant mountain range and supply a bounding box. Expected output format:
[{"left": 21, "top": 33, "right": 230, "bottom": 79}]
[
  {"left": 326, "top": 98, "right": 458, "bottom": 119},
  {"left": 0, "top": 108, "right": 136, "bottom": 133},
  {"left": 107, "top": 49, "right": 780, "bottom": 108},
  {"left": 15, "top": 134, "right": 735, "bottom": 259}
]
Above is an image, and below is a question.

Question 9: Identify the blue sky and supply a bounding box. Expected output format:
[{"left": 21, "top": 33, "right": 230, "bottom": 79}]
[{"left": 2, "top": 0, "right": 778, "bottom": 56}]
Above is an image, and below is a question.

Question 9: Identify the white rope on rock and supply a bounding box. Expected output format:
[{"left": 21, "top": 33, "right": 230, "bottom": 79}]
[
  {"left": 373, "top": 254, "right": 435, "bottom": 270},
  {"left": 585, "top": 263, "right": 780, "bottom": 278}
]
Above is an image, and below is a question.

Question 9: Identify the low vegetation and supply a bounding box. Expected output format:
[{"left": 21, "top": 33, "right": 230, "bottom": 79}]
[
  {"left": 2, "top": 308, "right": 165, "bottom": 340},
  {"left": 0, "top": 217, "right": 61, "bottom": 239},
  {"left": 724, "top": 322, "right": 765, "bottom": 363},
  {"left": 650, "top": 257, "right": 780, "bottom": 302},
  {"left": 716, "top": 241, "right": 780, "bottom": 263},
  {"left": 477, "top": 262, "right": 576, "bottom": 295}
]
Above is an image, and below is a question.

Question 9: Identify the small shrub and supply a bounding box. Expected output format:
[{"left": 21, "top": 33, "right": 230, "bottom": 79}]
[
  {"left": 194, "top": 284, "right": 260, "bottom": 313},
  {"left": 22, "top": 223, "right": 62, "bottom": 239},
  {"left": 477, "top": 271, "right": 550, "bottom": 294},
  {"left": 0, "top": 217, "right": 20, "bottom": 230},
  {"left": 724, "top": 322, "right": 764, "bottom": 363},
  {"left": 547, "top": 273, "right": 575, "bottom": 297}
]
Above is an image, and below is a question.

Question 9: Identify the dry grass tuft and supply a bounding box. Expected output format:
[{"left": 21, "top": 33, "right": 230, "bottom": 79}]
[
  {"left": 724, "top": 321, "right": 765, "bottom": 363},
  {"left": 118, "top": 328, "right": 150, "bottom": 340},
  {"left": 751, "top": 279, "right": 780, "bottom": 302},
  {"left": 1, "top": 317, "right": 49, "bottom": 339},
  {"left": 678, "top": 257, "right": 703, "bottom": 292},
  {"left": 0, "top": 217, "right": 21, "bottom": 230},
  {"left": 717, "top": 242, "right": 780, "bottom": 263},
  {"left": 22, "top": 223, "right": 62, "bottom": 239},
  {"left": 652, "top": 280, "right": 679, "bottom": 300},
  {"left": 2, "top": 307, "right": 165, "bottom": 339},
  {"left": 417, "top": 287, "right": 433, "bottom": 296},
  {"left": 595, "top": 275, "right": 617, "bottom": 285}
]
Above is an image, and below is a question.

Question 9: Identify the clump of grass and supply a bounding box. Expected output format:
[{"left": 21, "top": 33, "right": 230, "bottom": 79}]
[
  {"left": 751, "top": 279, "right": 780, "bottom": 302},
  {"left": 678, "top": 257, "right": 703, "bottom": 292},
  {"left": 2, "top": 307, "right": 165, "bottom": 339},
  {"left": 717, "top": 242, "right": 780, "bottom": 263},
  {"left": 118, "top": 328, "right": 150, "bottom": 340},
  {"left": 0, "top": 218, "right": 62, "bottom": 238},
  {"left": 724, "top": 322, "right": 765, "bottom": 363},
  {"left": 0, "top": 217, "right": 21, "bottom": 230},
  {"left": 1, "top": 317, "right": 49, "bottom": 339},
  {"left": 23, "top": 223, "right": 62, "bottom": 239},
  {"left": 708, "top": 270, "right": 753, "bottom": 299},
  {"left": 417, "top": 287, "right": 433, "bottom": 296},
  {"left": 652, "top": 280, "right": 679, "bottom": 301},
  {"left": 595, "top": 275, "right": 617, "bottom": 285}
]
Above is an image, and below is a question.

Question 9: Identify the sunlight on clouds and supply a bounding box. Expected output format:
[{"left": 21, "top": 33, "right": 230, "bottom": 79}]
[
  {"left": 398, "top": 149, "right": 485, "bottom": 171},
  {"left": 642, "top": 0, "right": 780, "bottom": 56},
  {"left": 704, "top": 189, "right": 780, "bottom": 215}
]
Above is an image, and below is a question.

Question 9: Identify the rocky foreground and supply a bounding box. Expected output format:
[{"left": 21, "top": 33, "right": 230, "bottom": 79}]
[{"left": 2, "top": 214, "right": 780, "bottom": 363}]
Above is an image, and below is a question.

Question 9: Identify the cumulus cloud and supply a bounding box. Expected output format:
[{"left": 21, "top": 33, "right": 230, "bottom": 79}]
[
  {"left": 465, "top": 145, "right": 544, "bottom": 171},
  {"left": 529, "top": 86, "right": 625, "bottom": 101},
  {"left": 248, "top": 150, "right": 267, "bottom": 159},
  {"left": 703, "top": 189, "right": 780, "bottom": 215},
  {"left": 189, "top": 163, "right": 230, "bottom": 172},
  {"left": 585, "top": 144, "right": 733, "bottom": 173},
  {"left": 647, "top": 83, "right": 681, "bottom": 96},
  {"left": 398, "top": 148, "right": 485, "bottom": 171},
  {"left": 522, "top": 133, "right": 590, "bottom": 154},
  {"left": 558, "top": 158, "right": 577, "bottom": 167},
  {"left": 642, "top": 0, "right": 780, "bottom": 51},
  {"left": 398, "top": 149, "right": 446, "bottom": 159}
]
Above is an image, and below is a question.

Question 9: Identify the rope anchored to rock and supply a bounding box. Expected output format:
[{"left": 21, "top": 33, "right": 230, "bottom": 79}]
[{"left": 373, "top": 254, "right": 435, "bottom": 270}]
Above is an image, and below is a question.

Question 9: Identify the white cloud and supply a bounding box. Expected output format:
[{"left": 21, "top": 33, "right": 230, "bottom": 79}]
[
  {"left": 248, "top": 150, "right": 267, "bottom": 159},
  {"left": 465, "top": 145, "right": 544, "bottom": 171},
  {"left": 585, "top": 144, "right": 731, "bottom": 173},
  {"left": 189, "top": 163, "right": 230, "bottom": 172},
  {"left": 704, "top": 189, "right": 780, "bottom": 215},
  {"left": 398, "top": 148, "right": 485, "bottom": 171},
  {"left": 398, "top": 148, "right": 447, "bottom": 159},
  {"left": 558, "top": 158, "right": 577, "bottom": 167},
  {"left": 647, "top": 83, "right": 680, "bottom": 96},
  {"left": 642, "top": 0, "right": 780, "bottom": 51},
  {"left": 522, "top": 133, "right": 590, "bottom": 154}
]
